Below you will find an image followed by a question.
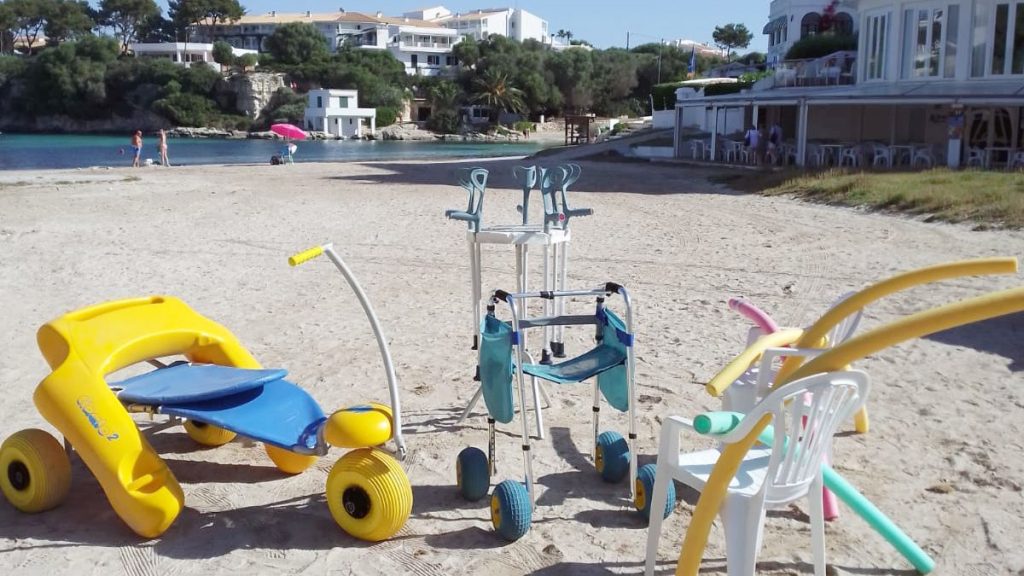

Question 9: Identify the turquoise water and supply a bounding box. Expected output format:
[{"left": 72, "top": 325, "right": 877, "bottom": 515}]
[{"left": 0, "top": 133, "right": 545, "bottom": 170}]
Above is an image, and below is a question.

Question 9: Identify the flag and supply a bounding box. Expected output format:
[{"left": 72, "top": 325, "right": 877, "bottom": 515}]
[{"left": 688, "top": 47, "right": 697, "bottom": 74}]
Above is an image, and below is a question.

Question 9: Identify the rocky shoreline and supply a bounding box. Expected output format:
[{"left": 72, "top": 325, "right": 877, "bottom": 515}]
[{"left": 165, "top": 123, "right": 528, "bottom": 143}]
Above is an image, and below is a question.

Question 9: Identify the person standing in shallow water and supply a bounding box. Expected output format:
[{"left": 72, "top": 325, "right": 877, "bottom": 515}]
[
  {"left": 130, "top": 130, "right": 142, "bottom": 168},
  {"left": 158, "top": 129, "right": 170, "bottom": 167}
]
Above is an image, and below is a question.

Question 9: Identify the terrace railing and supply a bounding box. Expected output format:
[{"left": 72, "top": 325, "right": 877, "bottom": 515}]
[{"left": 761, "top": 51, "right": 858, "bottom": 90}]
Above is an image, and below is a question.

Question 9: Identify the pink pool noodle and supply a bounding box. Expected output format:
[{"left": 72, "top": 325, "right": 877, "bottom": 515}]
[
  {"left": 728, "top": 297, "right": 781, "bottom": 335},
  {"left": 728, "top": 297, "right": 841, "bottom": 521}
]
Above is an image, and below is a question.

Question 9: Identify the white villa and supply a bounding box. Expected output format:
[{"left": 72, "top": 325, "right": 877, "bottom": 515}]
[
  {"left": 196, "top": 10, "right": 459, "bottom": 76},
  {"left": 129, "top": 42, "right": 258, "bottom": 69},
  {"left": 303, "top": 89, "right": 377, "bottom": 138},
  {"left": 676, "top": 0, "right": 1024, "bottom": 169},
  {"left": 194, "top": 6, "right": 561, "bottom": 76},
  {"left": 420, "top": 6, "right": 553, "bottom": 45}
]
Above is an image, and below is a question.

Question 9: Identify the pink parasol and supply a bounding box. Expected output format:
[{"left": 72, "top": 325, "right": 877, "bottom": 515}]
[{"left": 271, "top": 123, "right": 307, "bottom": 140}]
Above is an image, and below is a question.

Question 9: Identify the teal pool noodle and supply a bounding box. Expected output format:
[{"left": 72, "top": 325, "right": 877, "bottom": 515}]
[
  {"left": 693, "top": 412, "right": 935, "bottom": 574},
  {"left": 693, "top": 411, "right": 745, "bottom": 435}
]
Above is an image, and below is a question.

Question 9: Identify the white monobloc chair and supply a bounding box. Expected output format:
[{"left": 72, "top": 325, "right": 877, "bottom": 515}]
[{"left": 644, "top": 370, "right": 870, "bottom": 576}]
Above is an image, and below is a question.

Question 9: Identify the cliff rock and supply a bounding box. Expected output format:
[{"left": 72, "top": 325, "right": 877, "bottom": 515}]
[{"left": 230, "top": 72, "right": 287, "bottom": 118}]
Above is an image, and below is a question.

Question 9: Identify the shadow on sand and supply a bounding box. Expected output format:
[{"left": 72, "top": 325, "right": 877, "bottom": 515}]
[
  {"left": 924, "top": 311, "right": 1023, "bottom": 372},
  {"left": 321, "top": 158, "right": 738, "bottom": 197}
]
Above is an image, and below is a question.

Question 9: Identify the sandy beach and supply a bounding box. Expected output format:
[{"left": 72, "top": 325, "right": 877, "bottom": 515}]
[{"left": 0, "top": 158, "right": 1021, "bottom": 575}]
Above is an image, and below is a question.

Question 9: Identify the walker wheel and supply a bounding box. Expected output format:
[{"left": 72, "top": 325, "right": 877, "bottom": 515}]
[
  {"left": 265, "top": 444, "right": 317, "bottom": 474},
  {"left": 634, "top": 463, "right": 674, "bottom": 522},
  {"left": 183, "top": 420, "right": 236, "bottom": 447},
  {"left": 0, "top": 429, "right": 71, "bottom": 513},
  {"left": 595, "top": 431, "right": 630, "bottom": 483},
  {"left": 490, "top": 480, "right": 531, "bottom": 541},
  {"left": 326, "top": 448, "right": 412, "bottom": 542},
  {"left": 456, "top": 447, "right": 489, "bottom": 501}
]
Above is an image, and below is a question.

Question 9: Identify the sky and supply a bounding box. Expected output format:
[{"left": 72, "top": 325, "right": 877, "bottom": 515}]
[{"left": 150, "top": 0, "right": 771, "bottom": 52}]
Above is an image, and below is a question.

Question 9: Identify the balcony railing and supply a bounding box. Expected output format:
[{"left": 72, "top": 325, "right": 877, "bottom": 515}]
[
  {"left": 397, "top": 40, "right": 453, "bottom": 50},
  {"left": 767, "top": 51, "right": 858, "bottom": 89}
]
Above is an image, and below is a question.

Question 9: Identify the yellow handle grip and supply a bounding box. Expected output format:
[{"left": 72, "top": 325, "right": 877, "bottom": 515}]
[{"left": 288, "top": 246, "right": 324, "bottom": 267}]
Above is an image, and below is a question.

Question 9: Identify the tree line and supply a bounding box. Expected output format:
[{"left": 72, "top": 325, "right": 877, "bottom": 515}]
[{"left": 0, "top": 0, "right": 763, "bottom": 132}]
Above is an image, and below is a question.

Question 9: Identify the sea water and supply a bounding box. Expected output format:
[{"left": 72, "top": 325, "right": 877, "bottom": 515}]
[{"left": 0, "top": 133, "right": 547, "bottom": 171}]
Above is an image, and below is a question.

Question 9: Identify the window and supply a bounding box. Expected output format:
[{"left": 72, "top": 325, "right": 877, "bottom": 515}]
[
  {"left": 411, "top": 54, "right": 418, "bottom": 67},
  {"left": 801, "top": 13, "right": 821, "bottom": 38},
  {"left": 446, "top": 56, "right": 457, "bottom": 65},
  {"left": 1014, "top": 3, "right": 1024, "bottom": 73},
  {"left": 834, "top": 12, "right": 854, "bottom": 36},
  {"left": 971, "top": 0, "right": 989, "bottom": 75},
  {"left": 945, "top": 5, "right": 960, "bottom": 77},
  {"left": 427, "top": 55, "right": 440, "bottom": 65},
  {"left": 993, "top": 3, "right": 1009, "bottom": 74},
  {"left": 864, "top": 11, "right": 890, "bottom": 80},
  {"left": 973, "top": 1, "right": 1024, "bottom": 76},
  {"left": 902, "top": 5, "right": 958, "bottom": 78},
  {"left": 317, "top": 96, "right": 323, "bottom": 108}
]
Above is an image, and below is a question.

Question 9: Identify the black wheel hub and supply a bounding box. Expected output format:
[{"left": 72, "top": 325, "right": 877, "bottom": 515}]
[
  {"left": 342, "top": 486, "right": 371, "bottom": 519},
  {"left": 7, "top": 461, "right": 29, "bottom": 491}
]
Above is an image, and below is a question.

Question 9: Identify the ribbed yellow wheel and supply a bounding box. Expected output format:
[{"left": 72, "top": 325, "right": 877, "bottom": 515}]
[
  {"left": 326, "top": 449, "right": 412, "bottom": 542},
  {"left": 265, "top": 444, "right": 317, "bottom": 474},
  {"left": 183, "top": 420, "right": 236, "bottom": 447},
  {"left": 0, "top": 429, "right": 71, "bottom": 513}
]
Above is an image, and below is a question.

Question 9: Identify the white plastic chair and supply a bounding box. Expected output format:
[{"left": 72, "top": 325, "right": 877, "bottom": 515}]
[
  {"left": 1010, "top": 150, "right": 1024, "bottom": 170},
  {"left": 644, "top": 370, "right": 870, "bottom": 576},
  {"left": 871, "top": 143, "right": 892, "bottom": 168},
  {"left": 839, "top": 145, "right": 861, "bottom": 167},
  {"left": 965, "top": 147, "right": 986, "bottom": 168},
  {"left": 802, "top": 142, "right": 827, "bottom": 166}
]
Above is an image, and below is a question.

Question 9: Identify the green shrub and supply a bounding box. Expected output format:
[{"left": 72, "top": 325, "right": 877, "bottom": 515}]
[
  {"left": 652, "top": 82, "right": 687, "bottom": 109},
  {"left": 513, "top": 120, "right": 533, "bottom": 133},
  {"left": 152, "top": 92, "right": 217, "bottom": 126},
  {"left": 784, "top": 34, "right": 858, "bottom": 60},
  {"left": 376, "top": 106, "right": 398, "bottom": 127},
  {"left": 704, "top": 81, "right": 753, "bottom": 96},
  {"left": 427, "top": 110, "right": 459, "bottom": 134}
]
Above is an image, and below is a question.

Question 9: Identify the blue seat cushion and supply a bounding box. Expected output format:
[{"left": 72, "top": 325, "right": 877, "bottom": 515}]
[
  {"left": 160, "top": 379, "right": 326, "bottom": 452},
  {"left": 112, "top": 363, "right": 288, "bottom": 405}
]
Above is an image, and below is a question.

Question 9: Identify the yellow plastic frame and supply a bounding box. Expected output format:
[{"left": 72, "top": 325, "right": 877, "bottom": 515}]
[{"left": 33, "top": 296, "right": 261, "bottom": 538}]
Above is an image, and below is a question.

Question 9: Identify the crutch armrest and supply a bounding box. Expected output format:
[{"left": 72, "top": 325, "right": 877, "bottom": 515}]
[{"left": 565, "top": 208, "right": 593, "bottom": 218}]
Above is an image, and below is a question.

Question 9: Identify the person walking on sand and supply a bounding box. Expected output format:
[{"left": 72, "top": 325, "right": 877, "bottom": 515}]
[
  {"left": 130, "top": 130, "right": 142, "bottom": 168},
  {"left": 158, "top": 129, "right": 170, "bottom": 167}
]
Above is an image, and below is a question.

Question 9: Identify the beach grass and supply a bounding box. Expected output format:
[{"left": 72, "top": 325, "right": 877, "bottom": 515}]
[{"left": 714, "top": 168, "right": 1024, "bottom": 229}]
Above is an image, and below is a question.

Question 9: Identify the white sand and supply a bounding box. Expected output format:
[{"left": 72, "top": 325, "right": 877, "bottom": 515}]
[{"left": 0, "top": 159, "right": 1022, "bottom": 575}]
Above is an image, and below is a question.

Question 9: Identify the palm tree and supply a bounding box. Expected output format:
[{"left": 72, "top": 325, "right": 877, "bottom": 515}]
[
  {"left": 472, "top": 69, "right": 526, "bottom": 123},
  {"left": 429, "top": 80, "right": 462, "bottom": 114}
]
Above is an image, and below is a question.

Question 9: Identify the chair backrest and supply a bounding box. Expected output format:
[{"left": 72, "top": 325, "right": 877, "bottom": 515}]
[
  {"left": 754, "top": 370, "right": 869, "bottom": 505},
  {"left": 823, "top": 291, "right": 862, "bottom": 348}
]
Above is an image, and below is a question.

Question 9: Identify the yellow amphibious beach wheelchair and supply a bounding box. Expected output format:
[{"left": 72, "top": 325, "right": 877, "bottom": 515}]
[{"left": 0, "top": 243, "right": 412, "bottom": 541}]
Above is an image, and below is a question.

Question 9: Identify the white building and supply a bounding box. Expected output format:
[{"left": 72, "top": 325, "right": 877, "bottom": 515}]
[
  {"left": 303, "top": 89, "right": 377, "bottom": 138},
  {"left": 676, "top": 0, "right": 1024, "bottom": 169},
  {"left": 425, "top": 6, "right": 552, "bottom": 44},
  {"left": 196, "top": 11, "right": 461, "bottom": 76},
  {"left": 129, "top": 42, "right": 257, "bottom": 69}
]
